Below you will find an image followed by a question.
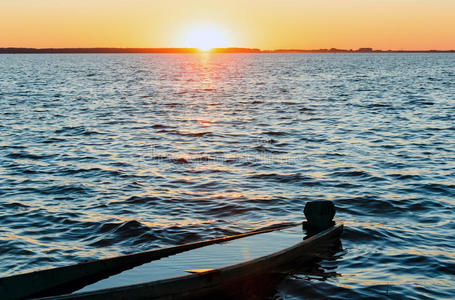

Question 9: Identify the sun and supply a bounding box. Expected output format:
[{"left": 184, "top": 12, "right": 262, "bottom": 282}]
[{"left": 182, "top": 25, "right": 229, "bottom": 51}]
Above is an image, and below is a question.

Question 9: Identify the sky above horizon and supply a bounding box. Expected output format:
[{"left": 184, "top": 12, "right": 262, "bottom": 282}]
[{"left": 1, "top": 0, "right": 454, "bottom": 50}]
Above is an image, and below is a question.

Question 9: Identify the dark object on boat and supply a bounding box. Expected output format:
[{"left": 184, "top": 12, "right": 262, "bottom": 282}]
[
  {"left": 0, "top": 201, "right": 343, "bottom": 300},
  {"left": 303, "top": 200, "right": 335, "bottom": 233}
]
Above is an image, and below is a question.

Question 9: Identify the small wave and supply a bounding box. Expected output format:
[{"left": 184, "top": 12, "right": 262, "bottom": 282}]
[
  {"left": 22, "top": 168, "right": 39, "bottom": 174},
  {"left": 248, "top": 172, "right": 321, "bottom": 185},
  {"left": 333, "top": 182, "right": 362, "bottom": 189},
  {"left": 6, "top": 151, "right": 56, "bottom": 160},
  {"left": 172, "top": 231, "right": 204, "bottom": 244},
  {"left": 388, "top": 173, "right": 423, "bottom": 181},
  {"left": 262, "top": 131, "right": 288, "bottom": 136},
  {"left": 329, "top": 170, "right": 386, "bottom": 182},
  {"left": 187, "top": 168, "right": 228, "bottom": 174},
  {"left": 4, "top": 202, "right": 30, "bottom": 210},
  {"left": 437, "top": 262, "right": 455, "bottom": 276},
  {"left": 163, "top": 102, "right": 185, "bottom": 107},
  {"left": 364, "top": 103, "right": 392, "bottom": 109},
  {"left": 171, "top": 157, "right": 190, "bottom": 164},
  {"left": 42, "top": 137, "right": 66, "bottom": 144},
  {"left": 0, "top": 144, "right": 26, "bottom": 150},
  {"left": 341, "top": 226, "right": 392, "bottom": 243},
  {"left": 124, "top": 195, "right": 161, "bottom": 205},
  {"left": 55, "top": 126, "right": 101, "bottom": 136},
  {"left": 335, "top": 196, "right": 404, "bottom": 216},
  {"left": 299, "top": 106, "right": 314, "bottom": 112},
  {"left": 408, "top": 199, "right": 445, "bottom": 211},
  {"left": 282, "top": 101, "right": 297, "bottom": 105},
  {"left": 177, "top": 131, "right": 212, "bottom": 137},
  {"left": 0, "top": 242, "right": 35, "bottom": 256},
  {"left": 113, "top": 220, "right": 149, "bottom": 236},
  {"left": 59, "top": 167, "right": 123, "bottom": 177},
  {"left": 207, "top": 203, "right": 250, "bottom": 217},
  {"left": 151, "top": 124, "right": 171, "bottom": 129},
  {"left": 89, "top": 220, "right": 151, "bottom": 247},
  {"left": 38, "top": 184, "right": 92, "bottom": 196},
  {"left": 413, "top": 183, "right": 455, "bottom": 197},
  {"left": 330, "top": 170, "right": 370, "bottom": 177},
  {"left": 253, "top": 145, "right": 287, "bottom": 154}
]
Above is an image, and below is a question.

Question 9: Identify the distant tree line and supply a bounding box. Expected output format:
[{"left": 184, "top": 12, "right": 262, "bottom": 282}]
[{"left": 0, "top": 47, "right": 453, "bottom": 54}]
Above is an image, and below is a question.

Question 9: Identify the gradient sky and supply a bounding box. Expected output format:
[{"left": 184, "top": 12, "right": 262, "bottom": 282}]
[{"left": 1, "top": 0, "right": 454, "bottom": 50}]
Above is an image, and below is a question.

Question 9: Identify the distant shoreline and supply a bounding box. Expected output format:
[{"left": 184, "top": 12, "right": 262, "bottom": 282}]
[{"left": 1, "top": 47, "right": 454, "bottom": 54}]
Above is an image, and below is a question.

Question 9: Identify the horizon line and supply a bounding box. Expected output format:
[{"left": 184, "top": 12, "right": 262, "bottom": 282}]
[{"left": 1, "top": 47, "right": 455, "bottom": 54}]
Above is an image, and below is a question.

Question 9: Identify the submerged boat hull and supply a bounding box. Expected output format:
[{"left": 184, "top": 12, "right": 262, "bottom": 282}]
[
  {"left": 1, "top": 224, "right": 296, "bottom": 300},
  {"left": 47, "top": 223, "right": 343, "bottom": 300}
]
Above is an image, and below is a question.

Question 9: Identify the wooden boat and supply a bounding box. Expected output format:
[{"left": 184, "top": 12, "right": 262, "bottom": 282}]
[{"left": 0, "top": 201, "right": 342, "bottom": 300}]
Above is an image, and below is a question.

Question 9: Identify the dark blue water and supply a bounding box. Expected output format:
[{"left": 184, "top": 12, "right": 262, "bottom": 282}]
[{"left": 0, "top": 53, "right": 454, "bottom": 299}]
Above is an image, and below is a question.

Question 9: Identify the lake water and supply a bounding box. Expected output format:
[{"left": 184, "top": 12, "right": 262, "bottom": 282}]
[{"left": 0, "top": 53, "right": 454, "bottom": 299}]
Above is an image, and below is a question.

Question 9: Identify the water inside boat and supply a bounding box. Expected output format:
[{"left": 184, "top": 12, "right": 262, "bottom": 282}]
[{"left": 77, "top": 225, "right": 304, "bottom": 293}]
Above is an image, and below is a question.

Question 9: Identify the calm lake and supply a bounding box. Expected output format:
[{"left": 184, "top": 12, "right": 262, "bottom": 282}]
[{"left": 0, "top": 53, "right": 454, "bottom": 299}]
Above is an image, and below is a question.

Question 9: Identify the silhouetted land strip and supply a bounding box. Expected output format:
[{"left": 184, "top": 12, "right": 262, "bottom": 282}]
[{"left": 1, "top": 47, "right": 454, "bottom": 54}]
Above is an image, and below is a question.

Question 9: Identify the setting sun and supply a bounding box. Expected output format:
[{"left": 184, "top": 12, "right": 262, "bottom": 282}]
[{"left": 181, "top": 25, "right": 230, "bottom": 51}]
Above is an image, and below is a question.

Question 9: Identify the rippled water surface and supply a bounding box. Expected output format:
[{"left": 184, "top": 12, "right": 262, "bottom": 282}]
[{"left": 1, "top": 53, "right": 454, "bottom": 299}]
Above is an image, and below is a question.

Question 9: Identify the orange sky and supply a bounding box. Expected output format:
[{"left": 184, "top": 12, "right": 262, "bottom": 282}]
[{"left": 1, "top": 0, "right": 454, "bottom": 50}]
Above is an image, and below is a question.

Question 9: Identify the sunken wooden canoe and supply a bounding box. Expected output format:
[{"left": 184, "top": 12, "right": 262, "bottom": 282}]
[
  {"left": 1, "top": 223, "right": 298, "bottom": 300},
  {"left": 0, "top": 224, "right": 342, "bottom": 300},
  {"left": 32, "top": 222, "right": 342, "bottom": 300},
  {"left": 0, "top": 199, "right": 342, "bottom": 300}
]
